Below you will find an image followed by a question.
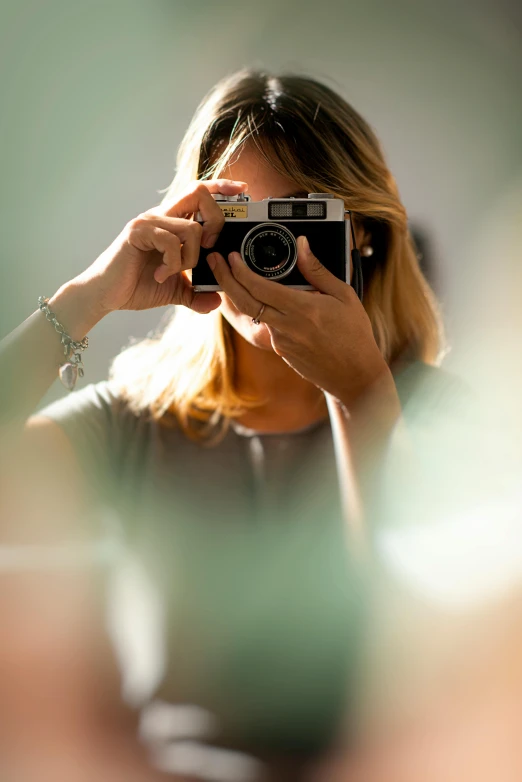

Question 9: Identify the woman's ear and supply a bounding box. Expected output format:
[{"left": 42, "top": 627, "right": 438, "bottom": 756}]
[
  {"left": 360, "top": 231, "right": 374, "bottom": 257},
  {"left": 349, "top": 216, "right": 371, "bottom": 251},
  {"left": 356, "top": 218, "right": 374, "bottom": 256},
  {"left": 362, "top": 228, "right": 373, "bottom": 246}
]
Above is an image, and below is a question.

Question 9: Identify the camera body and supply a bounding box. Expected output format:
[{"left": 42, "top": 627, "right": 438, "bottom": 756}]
[{"left": 192, "top": 193, "right": 352, "bottom": 291}]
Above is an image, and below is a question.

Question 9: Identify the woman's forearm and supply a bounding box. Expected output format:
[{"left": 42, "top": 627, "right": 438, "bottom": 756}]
[
  {"left": 326, "top": 366, "right": 403, "bottom": 549},
  {"left": 0, "top": 281, "right": 106, "bottom": 432}
]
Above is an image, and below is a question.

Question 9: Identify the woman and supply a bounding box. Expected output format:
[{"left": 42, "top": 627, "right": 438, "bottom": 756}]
[{"left": 0, "top": 68, "right": 451, "bottom": 779}]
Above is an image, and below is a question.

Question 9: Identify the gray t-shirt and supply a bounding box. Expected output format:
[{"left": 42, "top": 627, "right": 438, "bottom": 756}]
[{"left": 37, "top": 361, "right": 467, "bottom": 752}]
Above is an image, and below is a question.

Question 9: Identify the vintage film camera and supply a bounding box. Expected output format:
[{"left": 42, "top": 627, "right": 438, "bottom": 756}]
[{"left": 192, "top": 193, "right": 362, "bottom": 298}]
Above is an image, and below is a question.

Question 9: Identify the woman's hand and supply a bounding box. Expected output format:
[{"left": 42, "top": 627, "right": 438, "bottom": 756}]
[
  {"left": 207, "top": 235, "right": 390, "bottom": 407},
  {"left": 70, "top": 178, "right": 247, "bottom": 317}
]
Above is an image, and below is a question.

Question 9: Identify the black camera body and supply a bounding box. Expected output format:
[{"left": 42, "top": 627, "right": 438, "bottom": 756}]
[{"left": 192, "top": 193, "right": 352, "bottom": 291}]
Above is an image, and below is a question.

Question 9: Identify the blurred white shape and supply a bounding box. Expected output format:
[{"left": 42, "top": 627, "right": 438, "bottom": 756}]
[
  {"left": 150, "top": 740, "right": 262, "bottom": 782},
  {"left": 382, "top": 175, "right": 522, "bottom": 612},
  {"left": 139, "top": 700, "right": 218, "bottom": 743},
  {"left": 105, "top": 547, "right": 166, "bottom": 706},
  {"left": 377, "top": 485, "right": 522, "bottom": 611}
]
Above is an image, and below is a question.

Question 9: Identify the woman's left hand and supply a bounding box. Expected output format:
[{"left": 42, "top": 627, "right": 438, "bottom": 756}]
[{"left": 207, "top": 235, "right": 390, "bottom": 407}]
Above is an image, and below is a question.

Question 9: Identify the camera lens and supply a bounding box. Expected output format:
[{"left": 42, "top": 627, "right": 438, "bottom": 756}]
[{"left": 241, "top": 223, "right": 297, "bottom": 280}]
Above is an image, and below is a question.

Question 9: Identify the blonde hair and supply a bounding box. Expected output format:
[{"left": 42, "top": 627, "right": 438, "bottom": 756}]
[{"left": 109, "top": 67, "right": 446, "bottom": 443}]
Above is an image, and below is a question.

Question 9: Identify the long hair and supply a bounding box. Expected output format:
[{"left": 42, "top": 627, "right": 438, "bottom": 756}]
[{"left": 109, "top": 67, "right": 446, "bottom": 443}]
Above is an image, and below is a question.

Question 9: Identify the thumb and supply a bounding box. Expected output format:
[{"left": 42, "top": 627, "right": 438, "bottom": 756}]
[
  {"left": 296, "top": 235, "right": 347, "bottom": 298},
  {"left": 179, "top": 273, "right": 221, "bottom": 313}
]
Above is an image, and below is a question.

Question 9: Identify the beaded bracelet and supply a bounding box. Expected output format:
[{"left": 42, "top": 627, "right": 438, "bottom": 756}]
[{"left": 38, "top": 296, "right": 89, "bottom": 391}]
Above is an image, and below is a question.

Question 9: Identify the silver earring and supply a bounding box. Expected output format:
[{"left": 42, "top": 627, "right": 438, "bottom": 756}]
[{"left": 361, "top": 245, "right": 374, "bottom": 257}]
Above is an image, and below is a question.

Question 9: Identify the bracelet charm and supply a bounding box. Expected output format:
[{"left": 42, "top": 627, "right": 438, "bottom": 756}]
[
  {"left": 38, "top": 296, "right": 88, "bottom": 391},
  {"left": 58, "top": 353, "right": 85, "bottom": 391}
]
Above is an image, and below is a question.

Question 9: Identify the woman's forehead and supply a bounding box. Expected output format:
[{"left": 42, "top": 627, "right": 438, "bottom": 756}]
[{"left": 221, "top": 145, "right": 303, "bottom": 199}]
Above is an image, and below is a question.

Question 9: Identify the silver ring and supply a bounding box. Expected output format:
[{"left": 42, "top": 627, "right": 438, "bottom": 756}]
[{"left": 252, "top": 303, "right": 266, "bottom": 325}]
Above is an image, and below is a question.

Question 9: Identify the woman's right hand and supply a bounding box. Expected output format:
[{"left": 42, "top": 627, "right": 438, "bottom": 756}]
[{"left": 72, "top": 178, "right": 248, "bottom": 316}]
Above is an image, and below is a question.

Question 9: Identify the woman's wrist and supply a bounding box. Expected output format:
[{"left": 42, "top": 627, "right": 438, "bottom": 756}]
[
  {"left": 331, "top": 356, "right": 400, "bottom": 415},
  {"left": 48, "top": 280, "right": 109, "bottom": 341}
]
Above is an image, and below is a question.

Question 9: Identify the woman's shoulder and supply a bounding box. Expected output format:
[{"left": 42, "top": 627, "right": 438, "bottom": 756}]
[
  {"left": 37, "top": 379, "right": 129, "bottom": 428},
  {"left": 35, "top": 380, "right": 160, "bottom": 503},
  {"left": 34, "top": 379, "right": 158, "bottom": 458}
]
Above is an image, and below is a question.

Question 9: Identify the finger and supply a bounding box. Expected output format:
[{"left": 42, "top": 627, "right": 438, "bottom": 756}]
[
  {"left": 296, "top": 235, "right": 349, "bottom": 300},
  {"left": 160, "top": 179, "right": 248, "bottom": 248},
  {"left": 226, "top": 252, "right": 304, "bottom": 315},
  {"left": 207, "top": 252, "right": 285, "bottom": 328},
  {"left": 178, "top": 272, "right": 222, "bottom": 314},
  {"left": 178, "top": 219, "right": 203, "bottom": 270},
  {"left": 127, "top": 222, "right": 183, "bottom": 283},
  {"left": 151, "top": 229, "right": 182, "bottom": 283},
  {"left": 132, "top": 214, "right": 203, "bottom": 270}
]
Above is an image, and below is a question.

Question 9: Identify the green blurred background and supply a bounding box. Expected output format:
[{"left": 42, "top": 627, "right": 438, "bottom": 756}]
[{"left": 1, "top": 0, "right": 521, "bottom": 407}]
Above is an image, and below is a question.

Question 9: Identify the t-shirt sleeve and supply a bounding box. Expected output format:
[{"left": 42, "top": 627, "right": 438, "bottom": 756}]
[{"left": 36, "top": 380, "right": 124, "bottom": 509}]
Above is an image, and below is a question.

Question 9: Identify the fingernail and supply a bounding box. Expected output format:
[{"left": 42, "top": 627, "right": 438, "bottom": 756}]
[
  {"left": 202, "top": 233, "right": 219, "bottom": 248},
  {"left": 232, "top": 181, "right": 248, "bottom": 187},
  {"left": 207, "top": 253, "right": 217, "bottom": 270},
  {"left": 300, "top": 236, "right": 310, "bottom": 256},
  {"left": 228, "top": 252, "right": 241, "bottom": 267},
  {"left": 155, "top": 265, "right": 167, "bottom": 283}
]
